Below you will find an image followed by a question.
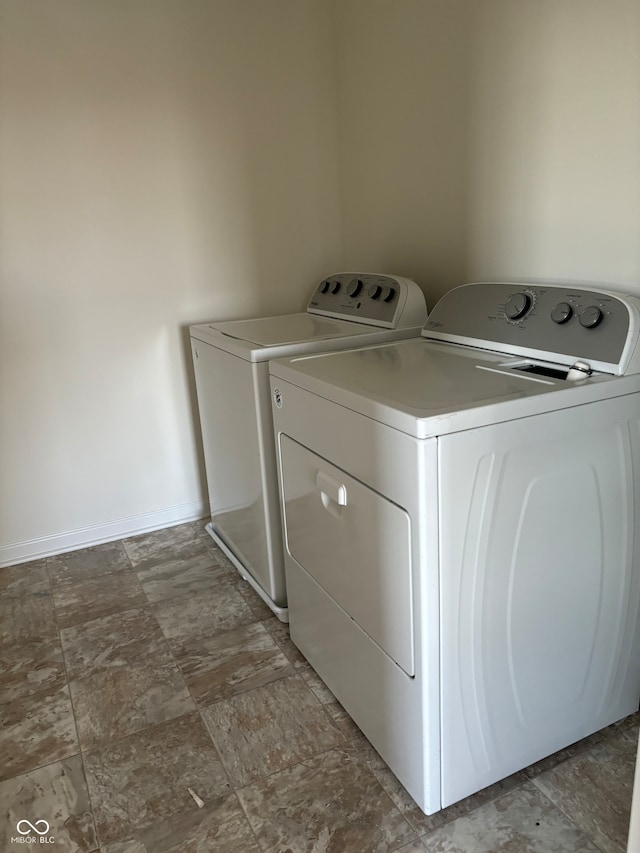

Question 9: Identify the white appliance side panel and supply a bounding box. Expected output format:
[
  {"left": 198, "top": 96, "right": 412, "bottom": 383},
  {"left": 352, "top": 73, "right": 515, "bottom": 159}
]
[
  {"left": 439, "top": 396, "right": 640, "bottom": 807},
  {"left": 280, "top": 436, "right": 414, "bottom": 675},
  {"left": 191, "top": 341, "right": 284, "bottom": 603}
]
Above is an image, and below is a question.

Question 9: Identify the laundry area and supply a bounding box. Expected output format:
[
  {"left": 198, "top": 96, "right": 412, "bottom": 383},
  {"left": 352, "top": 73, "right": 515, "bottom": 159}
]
[{"left": 1, "top": 2, "right": 640, "bottom": 852}]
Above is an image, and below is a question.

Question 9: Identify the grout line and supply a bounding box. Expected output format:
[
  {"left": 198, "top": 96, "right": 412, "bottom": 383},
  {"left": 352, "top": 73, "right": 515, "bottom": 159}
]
[{"left": 233, "top": 785, "right": 269, "bottom": 852}]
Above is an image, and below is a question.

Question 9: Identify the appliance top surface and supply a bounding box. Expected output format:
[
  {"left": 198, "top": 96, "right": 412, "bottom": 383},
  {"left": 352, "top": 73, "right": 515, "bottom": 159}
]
[
  {"left": 199, "top": 313, "right": 381, "bottom": 347},
  {"left": 270, "top": 281, "right": 640, "bottom": 438},
  {"left": 272, "top": 338, "right": 584, "bottom": 410},
  {"left": 188, "top": 273, "right": 427, "bottom": 358},
  {"left": 271, "top": 338, "right": 638, "bottom": 438}
]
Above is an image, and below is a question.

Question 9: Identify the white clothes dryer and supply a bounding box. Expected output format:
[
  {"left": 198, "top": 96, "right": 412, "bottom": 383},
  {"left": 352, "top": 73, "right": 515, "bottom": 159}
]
[
  {"left": 190, "top": 273, "right": 427, "bottom": 621},
  {"left": 269, "top": 281, "right": 640, "bottom": 813}
]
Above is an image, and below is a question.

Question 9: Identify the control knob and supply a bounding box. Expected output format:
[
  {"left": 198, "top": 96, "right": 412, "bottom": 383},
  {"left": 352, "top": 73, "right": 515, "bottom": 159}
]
[
  {"left": 379, "top": 285, "right": 395, "bottom": 302},
  {"left": 319, "top": 280, "right": 330, "bottom": 294},
  {"left": 346, "top": 278, "right": 363, "bottom": 297},
  {"left": 551, "top": 302, "right": 572, "bottom": 324},
  {"left": 368, "top": 283, "right": 383, "bottom": 300},
  {"left": 329, "top": 280, "right": 341, "bottom": 294},
  {"left": 505, "top": 292, "right": 533, "bottom": 320},
  {"left": 579, "top": 306, "right": 603, "bottom": 328}
]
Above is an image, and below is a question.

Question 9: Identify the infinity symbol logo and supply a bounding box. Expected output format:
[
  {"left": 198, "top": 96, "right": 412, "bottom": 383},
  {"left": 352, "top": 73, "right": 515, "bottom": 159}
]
[{"left": 16, "top": 819, "right": 50, "bottom": 835}]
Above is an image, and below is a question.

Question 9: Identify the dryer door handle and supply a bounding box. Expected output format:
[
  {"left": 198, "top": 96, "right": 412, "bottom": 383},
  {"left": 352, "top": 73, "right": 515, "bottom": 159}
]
[{"left": 316, "top": 470, "right": 348, "bottom": 507}]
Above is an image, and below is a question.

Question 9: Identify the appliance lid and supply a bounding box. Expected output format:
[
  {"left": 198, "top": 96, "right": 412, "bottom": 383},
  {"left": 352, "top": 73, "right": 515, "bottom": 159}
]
[
  {"left": 205, "top": 313, "right": 381, "bottom": 347},
  {"left": 270, "top": 338, "right": 628, "bottom": 438}
]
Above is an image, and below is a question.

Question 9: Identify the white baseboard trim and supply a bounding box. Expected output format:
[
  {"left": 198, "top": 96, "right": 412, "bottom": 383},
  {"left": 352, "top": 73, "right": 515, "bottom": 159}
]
[{"left": 1, "top": 501, "right": 208, "bottom": 568}]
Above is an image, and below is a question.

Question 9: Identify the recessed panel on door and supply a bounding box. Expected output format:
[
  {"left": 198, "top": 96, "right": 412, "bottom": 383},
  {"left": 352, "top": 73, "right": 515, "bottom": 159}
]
[{"left": 279, "top": 435, "right": 414, "bottom": 676}]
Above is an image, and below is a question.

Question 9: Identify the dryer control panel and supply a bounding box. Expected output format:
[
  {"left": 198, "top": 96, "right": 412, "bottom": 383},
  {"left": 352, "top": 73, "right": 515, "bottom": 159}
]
[
  {"left": 307, "top": 273, "right": 427, "bottom": 330},
  {"left": 423, "top": 282, "right": 640, "bottom": 376}
]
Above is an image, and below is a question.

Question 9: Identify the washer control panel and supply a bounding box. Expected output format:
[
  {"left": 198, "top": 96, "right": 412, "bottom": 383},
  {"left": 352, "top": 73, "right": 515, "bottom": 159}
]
[
  {"left": 307, "top": 273, "right": 426, "bottom": 329},
  {"left": 424, "top": 282, "right": 638, "bottom": 372}
]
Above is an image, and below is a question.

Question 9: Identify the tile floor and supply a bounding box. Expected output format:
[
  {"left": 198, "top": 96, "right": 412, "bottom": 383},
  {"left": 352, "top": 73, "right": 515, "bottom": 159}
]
[{"left": 0, "top": 521, "right": 637, "bottom": 852}]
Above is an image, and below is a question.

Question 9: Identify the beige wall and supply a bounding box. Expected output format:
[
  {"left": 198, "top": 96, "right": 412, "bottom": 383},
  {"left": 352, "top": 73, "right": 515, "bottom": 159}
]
[
  {"left": 0, "top": 0, "right": 341, "bottom": 563},
  {"left": 2, "top": 0, "right": 639, "bottom": 563},
  {"left": 464, "top": 0, "right": 640, "bottom": 290},
  {"left": 333, "top": 0, "right": 471, "bottom": 305},
  {"left": 335, "top": 0, "right": 640, "bottom": 306}
]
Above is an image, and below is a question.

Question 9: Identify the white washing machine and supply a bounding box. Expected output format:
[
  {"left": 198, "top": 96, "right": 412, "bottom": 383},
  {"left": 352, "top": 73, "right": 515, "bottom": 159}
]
[
  {"left": 190, "top": 273, "right": 427, "bottom": 621},
  {"left": 269, "top": 281, "right": 640, "bottom": 813}
]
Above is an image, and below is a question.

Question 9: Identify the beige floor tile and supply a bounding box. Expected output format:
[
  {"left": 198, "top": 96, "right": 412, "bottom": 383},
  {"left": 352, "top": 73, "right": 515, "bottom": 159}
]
[
  {"left": 236, "top": 580, "right": 276, "bottom": 620},
  {"left": 0, "top": 683, "right": 79, "bottom": 781},
  {"left": 395, "top": 842, "right": 429, "bottom": 852},
  {"left": 172, "top": 620, "right": 293, "bottom": 706},
  {"left": 261, "top": 616, "right": 308, "bottom": 668},
  {"left": 47, "top": 542, "right": 131, "bottom": 585},
  {"left": 324, "top": 700, "right": 362, "bottom": 740},
  {"left": 61, "top": 605, "right": 194, "bottom": 749},
  {"left": 238, "top": 743, "right": 416, "bottom": 852},
  {"left": 153, "top": 583, "right": 255, "bottom": 645},
  {"left": 421, "top": 782, "right": 601, "bottom": 853},
  {"left": 53, "top": 572, "right": 146, "bottom": 629},
  {"left": 292, "top": 661, "right": 362, "bottom": 739},
  {"left": 100, "top": 793, "right": 260, "bottom": 853},
  {"left": 60, "top": 606, "right": 174, "bottom": 681},
  {"left": 70, "top": 664, "right": 195, "bottom": 751},
  {"left": 192, "top": 525, "right": 246, "bottom": 573},
  {"left": 122, "top": 524, "right": 217, "bottom": 572},
  {"left": 0, "top": 560, "right": 49, "bottom": 597},
  {"left": 1, "top": 636, "right": 67, "bottom": 705},
  {"left": 0, "top": 591, "right": 57, "bottom": 647},
  {"left": 202, "top": 674, "right": 345, "bottom": 787},
  {"left": 136, "top": 555, "right": 234, "bottom": 604},
  {"left": 532, "top": 727, "right": 637, "bottom": 853},
  {"left": 608, "top": 709, "right": 640, "bottom": 735},
  {"left": 0, "top": 754, "right": 97, "bottom": 852},
  {"left": 84, "top": 712, "right": 230, "bottom": 847},
  {"left": 299, "top": 661, "right": 337, "bottom": 703},
  {"left": 2, "top": 524, "right": 637, "bottom": 853}
]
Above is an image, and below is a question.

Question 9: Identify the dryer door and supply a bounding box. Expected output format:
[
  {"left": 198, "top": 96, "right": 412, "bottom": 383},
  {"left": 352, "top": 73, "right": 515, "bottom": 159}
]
[{"left": 280, "top": 436, "right": 414, "bottom": 676}]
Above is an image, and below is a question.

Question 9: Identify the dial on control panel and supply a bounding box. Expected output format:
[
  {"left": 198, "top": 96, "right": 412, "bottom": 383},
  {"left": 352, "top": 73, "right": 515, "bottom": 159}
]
[
  {"left": 579, "top": 306, "right": 603, "bottom": 328},
  {"left": 379, "top": 285, "right": 395, "bottom": 302},
  {"left": 319, "top": 280, "right": 341, "bottom": 295},
  {"left": 346, "top": 278, "right": 363, "bottom": 297},
  {"left": 368, "top": 283, "right": 395, "bottom": 301},
  {"left": 504, "top": 292, "right": 533, "bottom": 320},
  {"left": 551, "top": 302, "right": 573, "bottom": 324}
]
